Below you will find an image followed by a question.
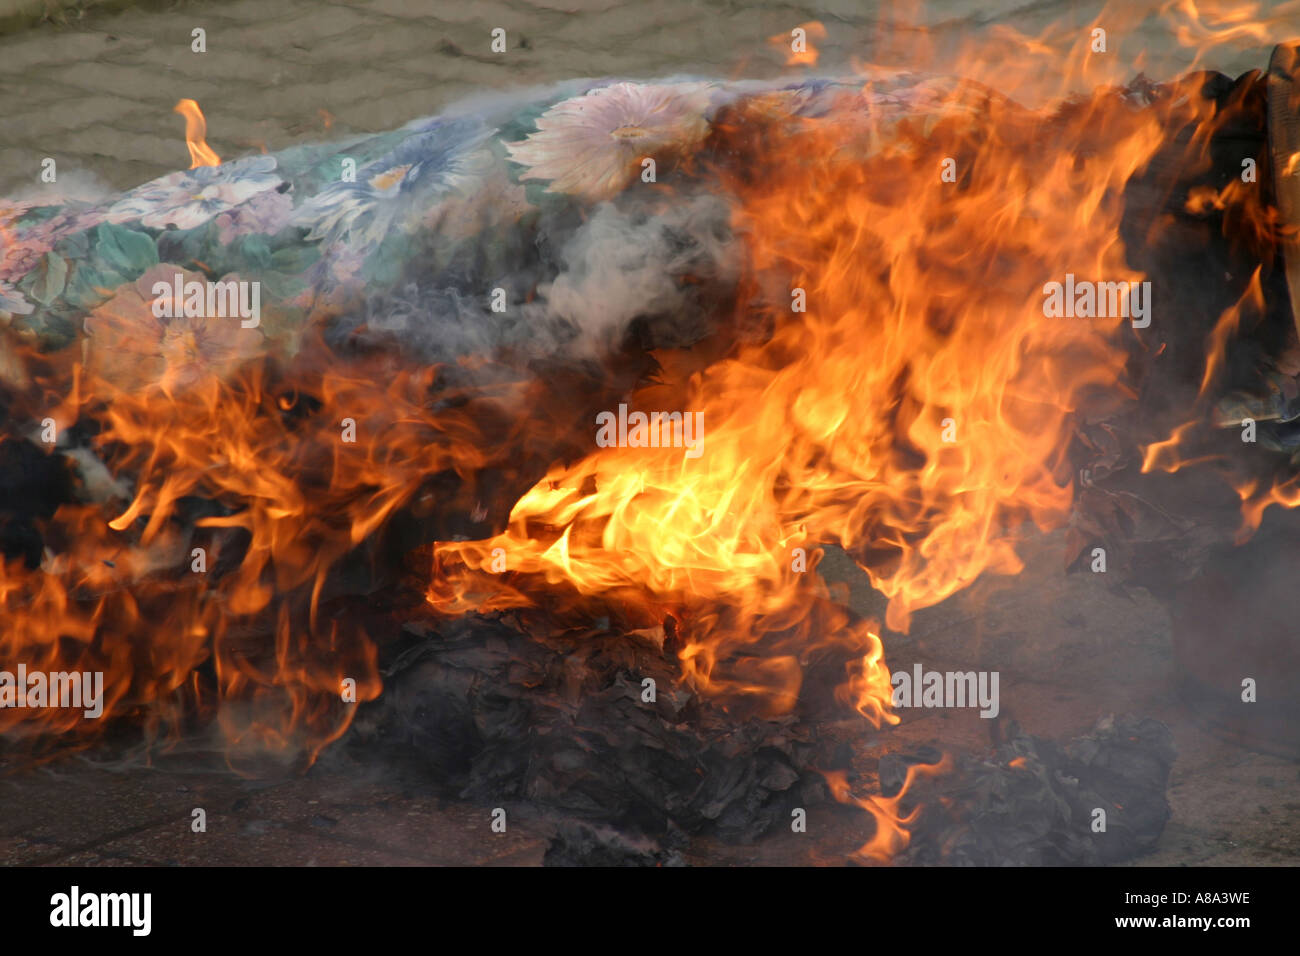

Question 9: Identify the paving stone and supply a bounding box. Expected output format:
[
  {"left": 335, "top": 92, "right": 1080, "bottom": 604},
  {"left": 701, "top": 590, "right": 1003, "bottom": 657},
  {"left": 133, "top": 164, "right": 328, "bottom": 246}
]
[
  {"left": 223, "top": 5, "right": 377, "bottom": 52},
  {"left": 524, "top": 0, "right": 627, "bottom": 12},
  {"left": 194, "top": 0, "right": 315, "bottom": 25},
  {"left": 0, "top": 91, "right": 151, "bottom": 143},
  {"left": 268, "top": 20, "right": 439, "bottom": 65},
  {"left": 54, "top": 59, "right": 225, "bottom": 101},
  {"left": 0, "top": 26, "right": 127, "bottom": 70},
  {"left": 359, "top": 0, "right": 542, "bottom": 28}
]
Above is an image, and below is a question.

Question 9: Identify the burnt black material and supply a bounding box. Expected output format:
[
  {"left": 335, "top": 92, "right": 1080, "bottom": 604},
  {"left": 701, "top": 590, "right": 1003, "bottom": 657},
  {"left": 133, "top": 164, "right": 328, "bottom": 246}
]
[
  {"left": 0, "top": 437, "right": 74, "bottom": 568},
  {"left": 889, "top": 716, "right": 1175, "bottom": 865},
  {"left": 350, "top": 611, "right": 832, "bottom": 853}
]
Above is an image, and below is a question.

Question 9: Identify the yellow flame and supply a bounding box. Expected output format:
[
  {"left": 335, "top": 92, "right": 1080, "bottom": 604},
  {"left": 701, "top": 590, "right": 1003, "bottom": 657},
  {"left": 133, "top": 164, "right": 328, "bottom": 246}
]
[{"left": 174, "top": 98, "right": 220, "bottom": 169}]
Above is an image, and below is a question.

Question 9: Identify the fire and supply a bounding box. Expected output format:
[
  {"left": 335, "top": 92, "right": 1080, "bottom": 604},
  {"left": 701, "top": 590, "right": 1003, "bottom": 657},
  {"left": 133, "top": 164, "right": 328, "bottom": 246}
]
[
  {"left": 174, "top": 98, "right": 221, "bottom": 169},
  {"left": 0, "top": 0, "right": 1291, "bottom": 858},
  {"left": 429, "top": 29, "right": 1174, "bottom": 703},
  {"left": 1140, "top": 257, "right": 1292, "bottom": 532},
  {"left": 824, "top": 755, "right": 953, "bottom": 863},
  {"left": 424, "top": 0, "right": 1283, "bottom": 849},
  {"left": 1164, "top": 0, "right": 1296, "bottom": 60},
  {"left": 0, "top": 331, "right": 535, "bottom": 764}
]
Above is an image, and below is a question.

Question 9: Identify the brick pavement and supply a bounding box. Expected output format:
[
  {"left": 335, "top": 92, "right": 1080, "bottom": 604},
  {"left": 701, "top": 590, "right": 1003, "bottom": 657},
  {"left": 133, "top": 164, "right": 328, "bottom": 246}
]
[{"left": 0, "top": 0, "right": 1280, "bottom": 198}]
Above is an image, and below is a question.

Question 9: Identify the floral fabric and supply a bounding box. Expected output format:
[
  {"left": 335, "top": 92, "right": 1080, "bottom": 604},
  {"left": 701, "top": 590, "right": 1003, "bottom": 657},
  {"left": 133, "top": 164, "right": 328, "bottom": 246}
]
[{"left": 0, "top": 74, "right": 951, "bottom": 390}]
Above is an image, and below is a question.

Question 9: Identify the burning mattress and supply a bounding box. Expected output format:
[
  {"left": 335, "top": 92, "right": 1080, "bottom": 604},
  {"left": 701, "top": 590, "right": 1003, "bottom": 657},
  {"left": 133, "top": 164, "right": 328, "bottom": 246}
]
[
  {"left": 1, "top": 72, "right": 996, "bottom": 358},
  {"left": 2, "top": 53, "right": 1298, "bottom": 863}
]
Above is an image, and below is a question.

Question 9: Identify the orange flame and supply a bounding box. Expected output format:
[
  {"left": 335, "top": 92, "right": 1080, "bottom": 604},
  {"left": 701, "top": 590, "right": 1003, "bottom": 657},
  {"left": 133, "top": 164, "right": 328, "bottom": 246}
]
[
  {"left": 0, "top": 334, "right": 511, "bottom": 763},
  {"left": 0, "top": 3, "right": 1289, "bottom": 863},
  {"left": 825, "top": 755, "right": 953, "bottom": 863},
  {"left": 429, "top": 40, "right": 1173, "bottom": 710},
  {"left": 174, "top": 98, "right": 220, "bottom": 169},
  {"left": 1236, "top": 474, "right": 1300, "bottom": 541}
]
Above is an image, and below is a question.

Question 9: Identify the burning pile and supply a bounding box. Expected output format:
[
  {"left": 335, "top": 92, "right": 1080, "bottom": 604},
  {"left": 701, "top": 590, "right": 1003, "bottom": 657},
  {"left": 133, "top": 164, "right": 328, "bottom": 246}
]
[{"left": 2, "top": 1, "right": 1300, "bottom": 863}]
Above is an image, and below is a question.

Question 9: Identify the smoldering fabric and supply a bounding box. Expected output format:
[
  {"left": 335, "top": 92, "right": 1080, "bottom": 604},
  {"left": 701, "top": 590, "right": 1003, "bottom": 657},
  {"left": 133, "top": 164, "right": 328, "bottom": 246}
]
[{"left": 325, "top": 190, "right": 739, "bottom": 368}]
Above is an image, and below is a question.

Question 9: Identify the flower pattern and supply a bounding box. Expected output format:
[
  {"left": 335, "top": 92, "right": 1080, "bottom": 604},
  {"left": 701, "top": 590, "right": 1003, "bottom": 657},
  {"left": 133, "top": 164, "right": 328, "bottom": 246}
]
[
  {"left": 214, "top": 188, "right": 295, "bottom": 245},
  {"left": 506, "top": 82, "right": 712, "bottom": 201},
  {"left": 1, "top": 203, "right": 107, "bottom": 282},
  {"left": 0, "top": 280, "right": 33, "bottom": 316},
  {"left": 0, "top": 76, "right": 962, "bottom": 352},
  {"left": 106, "top": 156, "right": 285, "bottom": 231},
  {"left": 292, "top": 117, "right": 489, "bottom": 250},
  {"left": 83, "top": 264, "right": 264, "bottom": 394}
]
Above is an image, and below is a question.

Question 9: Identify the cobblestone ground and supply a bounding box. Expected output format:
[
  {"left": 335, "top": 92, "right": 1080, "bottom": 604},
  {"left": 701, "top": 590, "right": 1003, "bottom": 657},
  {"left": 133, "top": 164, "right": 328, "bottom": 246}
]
[
  {"left": 0, "top": 0, "right": 1280, "bottom": 198},
  {"left": 0, "top": 2, "right": 1296, "bottom": 865}
]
